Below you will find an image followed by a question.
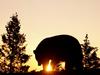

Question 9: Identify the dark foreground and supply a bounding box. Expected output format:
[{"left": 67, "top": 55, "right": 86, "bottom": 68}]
[{"left": 0, "top": 69, "right": 100, "bottom": 75}]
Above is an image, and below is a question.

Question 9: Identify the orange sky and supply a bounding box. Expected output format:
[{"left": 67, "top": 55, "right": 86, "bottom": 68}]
[{"left": 0, "top": 0, "right": 100, "bottom": 71}]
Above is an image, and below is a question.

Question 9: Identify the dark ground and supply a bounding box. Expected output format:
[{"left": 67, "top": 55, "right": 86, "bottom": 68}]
[
  {"left": 29, "top": 69, "right": 100, "bottom": 75},
  {"left": 1, "top": 69, "right": 100, "bottom": 75}
]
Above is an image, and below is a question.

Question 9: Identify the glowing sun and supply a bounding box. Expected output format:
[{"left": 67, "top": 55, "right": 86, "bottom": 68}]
[{"left": 46, "top": 60, "right": 53, "bottom": 72}]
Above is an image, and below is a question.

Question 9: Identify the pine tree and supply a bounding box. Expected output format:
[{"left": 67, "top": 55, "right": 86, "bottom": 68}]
[
  {"left": 81, "top": 34, "right": 100, "bottom": 69},
  {"left": 0, "top": 13, "right": 30, "bottom": 73}
]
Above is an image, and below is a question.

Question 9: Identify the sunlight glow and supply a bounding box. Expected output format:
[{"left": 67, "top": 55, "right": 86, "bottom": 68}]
[
  {"left": 46, "top": 60, "right": 53, "bottom": 72},
  {"left": 54, "top": 61, "right": 65, "bottom": 71},
  {"left": 59, "top": 61, "right": 65, "bottom": 70}
]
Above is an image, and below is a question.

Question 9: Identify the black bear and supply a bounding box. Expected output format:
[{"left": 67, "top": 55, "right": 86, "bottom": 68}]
[{"left": 34, "top": 35, "right": 83, "bottom": 72}]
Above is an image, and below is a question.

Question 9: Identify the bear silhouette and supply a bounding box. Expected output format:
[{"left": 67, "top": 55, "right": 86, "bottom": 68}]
[{"left": 34, "top": 35, "right": 83, "bottom": 72}]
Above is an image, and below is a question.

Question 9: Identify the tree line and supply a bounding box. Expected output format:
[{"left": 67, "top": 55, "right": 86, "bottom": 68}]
[{"left": 0, "top": 14, "right": 100, "bottom": 73}]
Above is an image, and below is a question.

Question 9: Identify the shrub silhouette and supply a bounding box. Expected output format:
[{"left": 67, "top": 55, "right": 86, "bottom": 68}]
[{"left": 34, "top": 35, "right": 83, "bottom": 72}]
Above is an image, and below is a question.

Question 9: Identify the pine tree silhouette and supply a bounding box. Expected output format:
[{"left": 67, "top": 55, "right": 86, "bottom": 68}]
[
  {"left": 81, "top": 34, "right": 100, "bottom": 69},
  {"left": 0, "top": 13, "right": 30, "bottom": 73}
]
